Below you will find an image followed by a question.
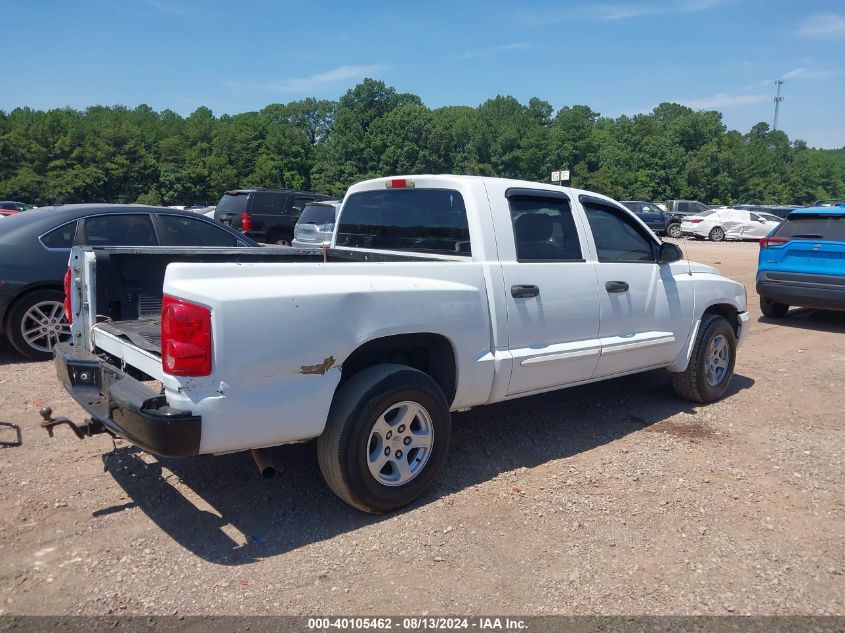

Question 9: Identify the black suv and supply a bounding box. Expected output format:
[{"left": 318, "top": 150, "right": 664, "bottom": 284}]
[
  {"left": 619, "top": 201, "right": 684, "bottom": 238},
  {"left": 215, "top": 189, "right": 334, "bottom": 245},
  {"left": 665, "top": 200, "right": 711, "bottom": 216}
]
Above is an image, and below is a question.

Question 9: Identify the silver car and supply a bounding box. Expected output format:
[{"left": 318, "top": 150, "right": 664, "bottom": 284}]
[{"left": 292, "top": 200, "right": 340, "bottom": 249}]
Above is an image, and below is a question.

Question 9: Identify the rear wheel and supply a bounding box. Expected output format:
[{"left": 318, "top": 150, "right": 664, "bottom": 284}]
[
  {"left": 666, "top": 223, "right": 682, "bottom": 238},
  {"left": 671, "top": 314, "right": 736, "bottom": 403},
  {"left": 708, "top": 226, "right": 725, "bottom": 242},
  {"left": 269, "top": 230, "right": 293, "bottom": 246},
  {"left": 5, "top": 289, "right": 71, "bottom": 360},
  {"left": 760, "top": 296, "right": 789, "bottom": 318},
  {"left": 317, "top": 364, "right": 451, "bottom": 513}
]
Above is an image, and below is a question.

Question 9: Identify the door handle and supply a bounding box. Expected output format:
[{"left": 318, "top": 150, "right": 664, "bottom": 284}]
[
  {"left": 605, "top": 281, "right": 629, "bottom": 293},
  {"left": 511, "top": 284, "right": 540, "bottom": 299}
]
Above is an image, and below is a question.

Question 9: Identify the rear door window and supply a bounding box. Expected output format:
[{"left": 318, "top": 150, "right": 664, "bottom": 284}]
[
  {"left": 289, "top": 196, "right": 315, "bottom": 215},
  {"left": 40, "top": 221, "right": 78, "bottom": 248},
  {"left": 81, "top": 214, "right": 158, "bottom": 246},
  {"left": 157, "top": 215, "right": 243, "bottom": 246},
  {"left": 775, "top": 215, "right": 845, "bottom": 241},
  {"left": 336, "top": 189, "right": 471, "bottom": 256},
  {"left": 250, "top": 192, "right": 286, "bottom": 215},
  {"left": 508, "top": 197, "right": 582, "bottom": 261}
]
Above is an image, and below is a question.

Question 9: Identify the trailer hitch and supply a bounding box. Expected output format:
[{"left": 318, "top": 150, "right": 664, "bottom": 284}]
[{"left": 39, "top": 406, "right": 109, "bottom": 440}]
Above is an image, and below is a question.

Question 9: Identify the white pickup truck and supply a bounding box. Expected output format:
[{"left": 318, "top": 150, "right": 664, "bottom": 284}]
[{"left": 50, "top": 175, "right": 749, "bottom": 513}]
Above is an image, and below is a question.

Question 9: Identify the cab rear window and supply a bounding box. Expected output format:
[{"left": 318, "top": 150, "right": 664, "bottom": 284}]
[
  {"left": 775, "top": 215, "right": 845, "bottom": 241},
  {"left": 335, "top": 189, "right": 471, "bottom": 256}
]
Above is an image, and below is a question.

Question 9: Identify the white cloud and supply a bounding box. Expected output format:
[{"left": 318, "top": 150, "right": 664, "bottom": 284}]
[
  {"left": 795, "top": 13, "right": 845, "bottom": 39},
  {"left": 680, "top": 92, "right": 769, "bottom": 110},
  {"left": 456, "top": 42, "right": 532, "bottom": 60},
  {"left": 229, "top": 65, "right": 387, "bottom": 94},
  {"left": 148, "top": 0, "right": 191, "bottom": 16},
  {"left": 519, "top": 0, "right": 727, "bottom": 25},
  {"left": 743, "top": 67, "right": 842, "bottom": 90}
]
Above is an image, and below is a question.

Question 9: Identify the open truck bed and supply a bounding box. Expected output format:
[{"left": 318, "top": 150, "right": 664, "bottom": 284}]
[{"left": 70, "top": 245, "right": 437, "bottom": 379}]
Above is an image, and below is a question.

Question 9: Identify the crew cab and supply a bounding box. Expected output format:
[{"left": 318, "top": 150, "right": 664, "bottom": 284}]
[{"left": 50, "top": 176, "right": 749, "bottom": 513}]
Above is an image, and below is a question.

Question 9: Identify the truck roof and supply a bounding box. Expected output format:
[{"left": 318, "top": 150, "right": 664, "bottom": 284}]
[{"left": 347, "top": 174, "right": 623, "bottom": 207}]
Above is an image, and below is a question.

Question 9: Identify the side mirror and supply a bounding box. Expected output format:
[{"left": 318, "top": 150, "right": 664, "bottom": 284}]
[{"left": 658, "top": 242, "right": 683, "bottom": 264}]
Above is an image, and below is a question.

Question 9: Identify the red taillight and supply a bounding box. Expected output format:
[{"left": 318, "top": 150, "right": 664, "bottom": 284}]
[
  {"left": 759, "top": 237, "right": 789, "bottom": 248},
  {"left": 241, "top": 212, "right": 252, "bottom": 231},
  {"left": 689, "top": 219, "right": 704, "bottom": 224},
  {"left": 63, "top": 269, "right": 73, "bottom": 324},
  {"left": 385, "top": 178, "right": 415, "bottom": 189},
  {"left": 161, "top": 295, "right": 212, "bottom": 376}
]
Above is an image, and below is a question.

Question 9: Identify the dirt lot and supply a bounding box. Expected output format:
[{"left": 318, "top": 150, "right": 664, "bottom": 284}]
[{"left": 0, "top": 240, "right": 842, "bottom": 616}]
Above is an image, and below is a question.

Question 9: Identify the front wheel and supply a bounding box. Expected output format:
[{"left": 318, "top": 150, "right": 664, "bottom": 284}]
[
  {"left": 671, "top": 314, "right": 736, "bottom": 403},
  {"left": 708, "top": 226, "right": 725, "bottom": 242},
  {"left": 666, "top": 223, "right": 682, "bottom": 238},
  {"left": 317, "top": 364, "right": 451, "bottom": 513}
]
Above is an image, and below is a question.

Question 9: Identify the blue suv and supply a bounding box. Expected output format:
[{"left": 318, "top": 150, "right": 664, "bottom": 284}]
[{"left": 757, "top": 205, "right": 845, "bottom": 318}]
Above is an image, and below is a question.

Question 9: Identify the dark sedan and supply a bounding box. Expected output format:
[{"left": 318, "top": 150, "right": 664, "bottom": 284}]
[{"left": 0, "top": 204, "right": 257, "bottom": 359}]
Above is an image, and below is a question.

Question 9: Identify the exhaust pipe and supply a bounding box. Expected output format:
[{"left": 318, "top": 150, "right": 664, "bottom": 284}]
[{"left": 250, "top": 449, "right": 277, "bottom": 479}]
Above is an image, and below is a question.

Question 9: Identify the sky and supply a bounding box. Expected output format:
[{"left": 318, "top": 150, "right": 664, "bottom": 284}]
[{"left": 2, "top": 0, "right": 844, "bottom": 148}]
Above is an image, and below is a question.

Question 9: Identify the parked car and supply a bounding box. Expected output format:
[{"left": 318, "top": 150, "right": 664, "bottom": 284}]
[
  {"left": 763, "top": 205, "right": 801, "bottom": 219},
  {"left": 0, "top": 201, "right": 34, "bottom": 216},
  {"left": 292, "top": 200, "right": 341, "bottom": 249},
  {"left": 214, "top": 188, "right": 334, "bottom": 245},
  {"left": 757, "top": 205, "right": 845, "bottom": 318},
  {"left": 665, "top": 200, "right": 711, "bottom": 216},
  {"left": 49, "top": 175, "right": 749, "bottom": 513},
  {"left": 620, "top": 201, "right": 682, "bottom": 238},
  {"left": 0, "top": 204, "right": 258, "bottom": 360},
  {"left": 681, "top": 207, "right": 782, "bottom": 242}
]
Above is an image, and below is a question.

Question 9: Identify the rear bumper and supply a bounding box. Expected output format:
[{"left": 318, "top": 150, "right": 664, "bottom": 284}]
[
  {"left": 757, "top": 271, "right": 845, "bottom": 311},
  {"left": 53, "top": 343, "right": 201, "bottom": 457}
]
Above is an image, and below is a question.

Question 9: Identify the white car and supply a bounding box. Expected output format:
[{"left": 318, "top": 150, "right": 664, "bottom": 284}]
[
  {"left": 291, "top": 200, "right": 341, "bottom": 249},
  {"left": 51, "top": 175, "right": 749, "bottom": 513},
  {"left": 681, "top": 208, "right": 782, "bottom": 242}
]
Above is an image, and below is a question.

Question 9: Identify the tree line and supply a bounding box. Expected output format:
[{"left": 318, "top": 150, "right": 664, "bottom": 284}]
[{"left": 1, "top": 78, "right": 843, "bottom": 207}]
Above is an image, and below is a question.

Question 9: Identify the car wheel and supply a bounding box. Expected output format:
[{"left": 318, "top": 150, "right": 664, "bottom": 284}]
[
  {"left": 667, "top": 223, "right": 682, "bottom": 238},
  {"left": 760, "top": 296, "right": 789, "bottom": 318},
  {"left": 5, "top": 289, "right": 71, "bottom": 360},
  {"left": 671, "top": 314, "right": 736, "bottom": 403},
  {"left": 317, "top": 364, "right": 451, "bottom": 514},
  {"left": 708, "top": 226, "right": 725, "bottom": 242},
  {"left": 269, "top": 231, "right": 293, "bottom": 247}
]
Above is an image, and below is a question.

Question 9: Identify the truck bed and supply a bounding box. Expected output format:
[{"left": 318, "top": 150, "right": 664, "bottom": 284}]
[{"left": 96, "top": 319, "right": 162, "bottom": 355}]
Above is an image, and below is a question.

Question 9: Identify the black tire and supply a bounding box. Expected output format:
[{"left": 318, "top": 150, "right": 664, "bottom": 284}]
[
  {"left": 760, "top": 296, "right": 789, "bottom": 318},
  {"left": 268, "top": 230, "right": 293, "bottom": 246},
  {"left": 666, "top": 223, "right": 682, "bottom": 238},
  {"left": 317, "top": 364, "right": 451, "bottom": 514},
  {"left": 5, "top": 289, "right": 70, "bottom": 360},
  {"left": 671, "top": 314, "right": 736, "bottom": 403},
  {"left": 708, "top": 226, "right": 725, "bottom": 242}
]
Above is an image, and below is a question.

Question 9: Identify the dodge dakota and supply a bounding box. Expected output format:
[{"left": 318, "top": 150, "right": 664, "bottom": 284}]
[{"left": 48, "top": 175, "right": 749, "bottom": 513}]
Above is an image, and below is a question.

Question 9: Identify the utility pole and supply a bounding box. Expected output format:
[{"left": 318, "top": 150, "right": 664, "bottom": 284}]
[{"left": 773, "top": 79, "right": 784, "bottom": 131}]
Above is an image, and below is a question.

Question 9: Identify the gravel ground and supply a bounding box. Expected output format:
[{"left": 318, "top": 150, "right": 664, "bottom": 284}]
[{"left": 0, "top": 240, "right": 842, "bottom": 615}]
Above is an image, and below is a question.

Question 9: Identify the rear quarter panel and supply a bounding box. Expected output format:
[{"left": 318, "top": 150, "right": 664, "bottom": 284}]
[{"left": 162, "top": 260, "right": 495, "bottom": 454}]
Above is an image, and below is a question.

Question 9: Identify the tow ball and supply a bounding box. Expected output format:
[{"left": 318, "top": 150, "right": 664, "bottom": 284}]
[{"left": 39, "top": 406, "right": 109, "bottom": 440}]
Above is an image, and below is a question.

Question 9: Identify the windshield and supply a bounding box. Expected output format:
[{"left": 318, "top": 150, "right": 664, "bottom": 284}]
[
  {"left": 694, "top": 210, "right": 716, "bottom": 218},
  {"left": 216, "top": 192, "right": 249, "bottom": 215},
  {"left": 298, "top": 204, "right": 336, "bottom": 225},
  {"left": 775, "top": 215, "right": 845, "bottom": 241}
]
